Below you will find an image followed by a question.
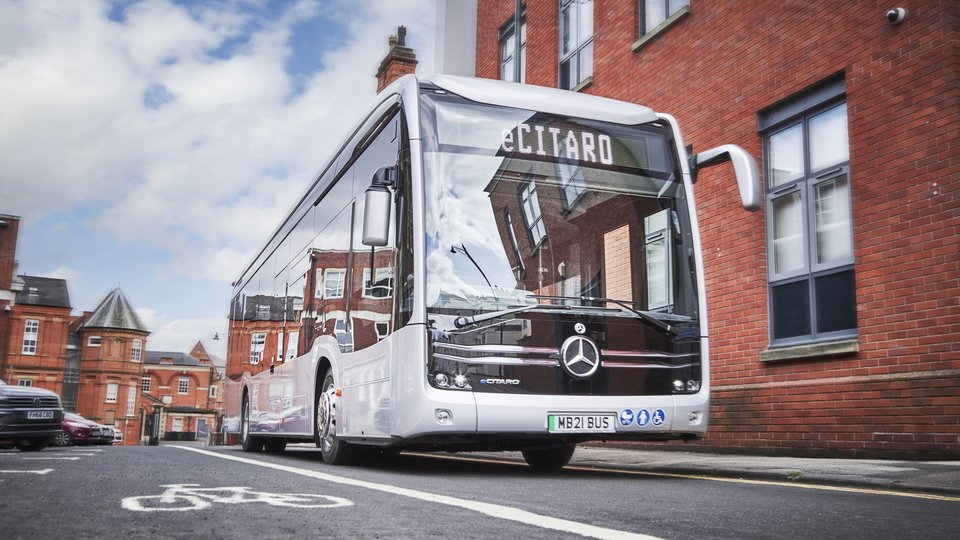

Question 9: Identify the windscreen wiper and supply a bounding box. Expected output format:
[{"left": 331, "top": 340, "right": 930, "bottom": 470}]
[
  {"left": 453, "top": 304, "right": 544, "bottom": 329},
  {"left": 533, "top": 294, "right": 678, "bottom": 337}
]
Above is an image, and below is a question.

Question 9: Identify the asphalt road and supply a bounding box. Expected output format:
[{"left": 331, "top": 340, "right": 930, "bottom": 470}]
[{"left": 0, "top": 443, "right": 957, "bottom": 539}]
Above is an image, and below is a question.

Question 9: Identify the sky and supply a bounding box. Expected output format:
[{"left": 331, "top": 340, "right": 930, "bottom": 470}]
[{"left": 0, "top": 0, "right": 437, "bottom": 360}]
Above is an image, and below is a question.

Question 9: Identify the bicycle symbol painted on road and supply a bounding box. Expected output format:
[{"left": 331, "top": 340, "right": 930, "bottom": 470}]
[{"left": 121, "top": 484, "right": 354, "bottom": 512}]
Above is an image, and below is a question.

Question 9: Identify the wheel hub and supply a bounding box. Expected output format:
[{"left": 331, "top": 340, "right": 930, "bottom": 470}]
[{"left": 317, "top": 391, "right": 333, "bottom": 439}]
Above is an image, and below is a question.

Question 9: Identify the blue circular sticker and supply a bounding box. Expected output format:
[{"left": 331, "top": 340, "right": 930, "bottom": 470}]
[
  {"left": 618, "top": 409, "right": 634, "bottom": 426},
  {"left": 636, "top": 409, "right": 651, "bottom": 427},
  {"left": 652, "top": 409, "right": 666, "bottom": 426}
]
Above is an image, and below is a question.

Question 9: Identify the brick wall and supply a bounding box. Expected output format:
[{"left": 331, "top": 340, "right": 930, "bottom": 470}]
[
  {"left": 0, "top": 215, "right": 20, "bottom": 376},
  {"left": 5, "top": 304, "right": 71, "bottom": 394},
  {"left": 74, "top": 328, "right": 147, "bottom": 445},
  {"left": 475, "top": 0, "right": 959, "bottom": 458}
]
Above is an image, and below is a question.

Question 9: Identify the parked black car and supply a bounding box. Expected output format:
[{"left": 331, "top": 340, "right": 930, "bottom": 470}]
[{"left": 0, "top": 379, "right": 65, "bottom": 451}]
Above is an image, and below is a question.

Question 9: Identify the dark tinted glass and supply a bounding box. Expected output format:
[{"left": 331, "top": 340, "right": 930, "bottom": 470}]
[
  {"left": 815, "top": 269, "right": 856, "bottom": 333},
  {"left": 772, "top": 280, "right": 810, "bottom": 340}
]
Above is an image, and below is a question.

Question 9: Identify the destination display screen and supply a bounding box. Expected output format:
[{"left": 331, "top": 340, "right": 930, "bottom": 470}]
[{"left": 500, "top": 122, "right": 615, "bottom": 166}]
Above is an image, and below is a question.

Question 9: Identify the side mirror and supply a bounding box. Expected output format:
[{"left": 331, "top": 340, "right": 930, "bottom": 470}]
[
  {"left": 362, "top": 167, "right": 397, "bottom": 247},
  {"left": 694, "top": 144, "right": 761, "bottom": 211}
]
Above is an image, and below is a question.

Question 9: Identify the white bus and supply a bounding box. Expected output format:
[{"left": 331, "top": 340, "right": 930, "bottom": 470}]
[{"left": 222, "top": 74, "right": 759, "bottom": 468}]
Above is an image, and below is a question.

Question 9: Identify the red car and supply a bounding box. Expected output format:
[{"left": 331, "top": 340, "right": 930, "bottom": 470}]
[{"left": 55, "top": 413, "right": 114, "bottom": 446}]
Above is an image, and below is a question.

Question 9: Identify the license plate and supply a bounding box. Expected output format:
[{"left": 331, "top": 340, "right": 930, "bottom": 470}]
[
  {"left": 27, "top": 410, "right": 54, "bottom": 420},
  {"left": 547, "top": 414, "right": 616, "bottom": 434}
]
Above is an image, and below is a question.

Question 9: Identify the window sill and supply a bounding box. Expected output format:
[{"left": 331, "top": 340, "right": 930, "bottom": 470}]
[
  {"left": 632, "top": 5, "right": 690, "bottom": 53},
  {"left": 759, "top": 339, "right": 859, "bottom": 363},
  {"left": 571, "top": 76, "right": 594, "bottom": 93}
]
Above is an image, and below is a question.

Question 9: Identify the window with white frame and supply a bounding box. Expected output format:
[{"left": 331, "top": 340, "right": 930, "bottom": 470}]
[
  {"left": 18, "top": 379, "right": 33, "bottom": 387},
  {"left": 559, "top": 0, "right": 594, "bottom": 90},
  {"left": 640, "top": 0, "right": 689, "bottom": 34},
  {"left": 324, "top": 269, "right": 346, "bottom": 299},
  {"left": 375, "top": 322, "right": 390, "bottom": 342},
  {"left": 250, "top": 333, "right": 266, "bottom": 364},
  {"left": 363, "top": 268, "right": 394, "bottom": 299},
  {"left": 209, "top": 385, "right": 218, "bottom": 399},
  {"left": 131, "top": 339, "right": 142, "bottom": 362},
  {"left": 126, "top": 386, "right": 136, "bottom": 416},
  {"left": 500, "top": 10, "right": 526, "bottom": 83},
  {"left": 140, "top": 375, "right": 151, "bottom": 393},
  {"left": 558, "top": 163, "right": 587, "bottom": 209},
  {"left": 760, "top": 75, "right": 856, "bottom": 346},
  {"left": 178, "top": 376, "right": 189, "bottom": 394},
  {"left": 519, "top": 178, "right": 546, "bottom": 247},
  {"left": 172, "top": 417, "right": 183, "bottom": 432},
  {"left": 106, "top": 383, "right": 119, "bottom": 403},
  {"left": 504, "top": 209, "right": 525, "bottom": 274},
  {"left": 22, "top": 319, "right": 38, "bottom": 355},
  {"left": 88, "top": 335, "right": 102, "bottom": 347}
]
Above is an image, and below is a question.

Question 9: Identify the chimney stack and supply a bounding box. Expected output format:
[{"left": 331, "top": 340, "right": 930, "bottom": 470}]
[{"left": 376, "top": 26, "right": 418, "bottom": 93}]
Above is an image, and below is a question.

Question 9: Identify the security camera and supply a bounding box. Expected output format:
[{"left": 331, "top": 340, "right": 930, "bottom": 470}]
[{"left": 886, "top": 7, "right": 907, "bottom": 24}]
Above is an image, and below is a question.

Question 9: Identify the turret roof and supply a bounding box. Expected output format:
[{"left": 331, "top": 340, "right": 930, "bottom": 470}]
[{"left": 82, "top": 288, "right": 149, "bottom": 333}]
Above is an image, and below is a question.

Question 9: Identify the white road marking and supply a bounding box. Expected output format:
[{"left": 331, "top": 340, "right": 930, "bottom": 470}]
[
  {"left": 121, "top": 484, "right": 354, "bottom": 512},
  {"left": 173, "top": 445, "right": 661, "bottom": 540},
  {"left": 0, "top": 469, "right": 53, "bottom": 475},
  {"left": 23, "top": 457, "right": 79, "bottom": 461}
]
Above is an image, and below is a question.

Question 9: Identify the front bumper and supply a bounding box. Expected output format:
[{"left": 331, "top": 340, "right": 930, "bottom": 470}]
[{"left": 0, "top": 408, "right": 65, "bottom": 441}]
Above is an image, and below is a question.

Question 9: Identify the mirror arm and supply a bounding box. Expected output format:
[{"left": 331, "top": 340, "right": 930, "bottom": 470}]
[{"left": 693, "top": 144, "right": 761, "bottom": 212}]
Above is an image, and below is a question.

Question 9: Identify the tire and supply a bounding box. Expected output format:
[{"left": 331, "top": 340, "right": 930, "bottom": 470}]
[
  {"left": 15, "top": 438, "right": 52, "bottom": 452},
  {"left": 315, "top": 368, "right": 363, "bottom": 465},
  {"left": 53, "top": 431, "right": 72, "bottom": 447},
  {"left": 521, "top": 443, "right": 576, "bottom": 469},
  {"left": 240, "top": 395, "right": 264, "bottom": 453},
  {"left": 263, "top": 438, "right": 287, "bottom": 453}
]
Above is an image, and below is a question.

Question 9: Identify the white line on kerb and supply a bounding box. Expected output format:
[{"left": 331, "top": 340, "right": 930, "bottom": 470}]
[
  {"left": 0, "top": 469, "right": 53, "bottom": 474},
  {"left": 23, "top": 457, "right": 79, "bottom": 461},
  {"left": 173, "top": 445, "right": 661, "bottom": 540}
]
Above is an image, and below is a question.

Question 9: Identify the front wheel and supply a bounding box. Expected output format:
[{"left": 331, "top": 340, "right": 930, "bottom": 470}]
[
  {"left": 53, "top": 431, "right": 71, "bottom": 447},
  {"left": 521, "top": 443, "right": 576, "bottom": 469},
  {"left": 315, "top": 368, "right": 362, "bottom": 465}
]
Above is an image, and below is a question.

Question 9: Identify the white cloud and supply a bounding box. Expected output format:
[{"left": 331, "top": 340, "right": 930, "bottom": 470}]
[
  {"left": 136, "top": 307, "right": 227, "bottom": 360},
  {"left": 0, "top": 0, "right": 437, "bottom": 290}
]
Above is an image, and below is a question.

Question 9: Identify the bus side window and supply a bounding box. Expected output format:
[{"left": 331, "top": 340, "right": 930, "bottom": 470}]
[{"left": 350, "top": 115, "right": 400, "bottom": 352}]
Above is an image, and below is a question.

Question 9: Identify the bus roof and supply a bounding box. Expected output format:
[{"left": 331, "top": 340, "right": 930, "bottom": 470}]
[{"left": 419, "top": 74, "right": 658, "bottom": 126}]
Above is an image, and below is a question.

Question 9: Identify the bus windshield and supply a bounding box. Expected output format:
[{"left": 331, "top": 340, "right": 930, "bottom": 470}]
[{"left": 420, "top": 92, "right": 699, "bottom": 332}]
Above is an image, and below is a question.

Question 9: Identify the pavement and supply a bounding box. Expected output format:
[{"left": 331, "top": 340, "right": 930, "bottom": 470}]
[
  {"left": 553, "top": 445, "right": 960, "bottom": 497},
  {"left": 193, "top": 440, "right": 960, "bottom": 497}
]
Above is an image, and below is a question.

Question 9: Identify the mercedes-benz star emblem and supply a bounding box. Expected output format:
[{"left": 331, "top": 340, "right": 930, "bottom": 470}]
[
  {"left": 559, "top": 335, "right": 600, "bottom": 379},
  {"left": 574, "top": 322, "right": 586, "bottom": 334},
  {"left": 33, "top": 397, "right": 41, "bottom": 407}
]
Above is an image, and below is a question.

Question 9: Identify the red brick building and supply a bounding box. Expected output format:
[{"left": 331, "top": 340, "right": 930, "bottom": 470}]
[
  {"left": 72, "top": 288, "right": 151, "bottom": 445},
  {"left": 461, "top": 0, "right": 958, "bottom": 457},
  {"left": 142, "top": 345, "right": 220, "bottom": 442},
  {"left": 3, "top": 276, "right": 72, "bottom": 393},
  {"left": 0, "top": 214, "right": 22, "bottom": 375},
  {"left": 0, "top": 214, "right": 157, "bottom": 443}
]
